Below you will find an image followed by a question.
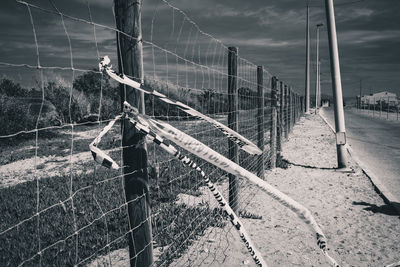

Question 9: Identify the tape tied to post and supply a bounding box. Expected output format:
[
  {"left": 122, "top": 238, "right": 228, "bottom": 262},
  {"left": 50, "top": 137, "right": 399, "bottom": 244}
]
[
  {"left": 122, "top": 101, "right": 340, "bottom": 267},
  {"left": 89, "top": 67, "right": 341, "bottom": 266},
  {"left": 128, "top": 108, "right": 267, "bottom": 267},
  {"left": 99, "top": 56, "right": 262, "bottom": 155}
]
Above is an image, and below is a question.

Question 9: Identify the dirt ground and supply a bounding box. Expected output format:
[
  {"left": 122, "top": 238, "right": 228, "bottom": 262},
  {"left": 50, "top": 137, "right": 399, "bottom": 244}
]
[{"left": 89, "top": 113, "right": 400, "bottom": 267}]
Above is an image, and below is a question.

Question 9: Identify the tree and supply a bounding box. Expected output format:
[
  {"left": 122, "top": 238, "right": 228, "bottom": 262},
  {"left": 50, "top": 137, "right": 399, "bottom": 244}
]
[
  {"left": 73, "top": 70, "right": 120, "bottom": 119},
  {"left": 0, "top": 78, "right": 28, "bottom": 97}
]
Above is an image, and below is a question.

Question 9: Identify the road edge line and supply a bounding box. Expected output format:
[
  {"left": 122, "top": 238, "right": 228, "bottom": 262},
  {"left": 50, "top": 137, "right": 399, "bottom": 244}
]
[{"left": 318, "top": 108, "right": 400, "bottom": 212}]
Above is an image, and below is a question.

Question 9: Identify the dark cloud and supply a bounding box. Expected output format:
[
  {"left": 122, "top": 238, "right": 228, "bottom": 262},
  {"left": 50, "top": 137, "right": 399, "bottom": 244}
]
[{"left": 0, "top": 0, "right": 398, "bottom": 97}]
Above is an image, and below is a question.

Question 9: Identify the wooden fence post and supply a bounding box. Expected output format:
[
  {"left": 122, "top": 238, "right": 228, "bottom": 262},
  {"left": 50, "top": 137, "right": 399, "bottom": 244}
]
[
  {"left": 114, "top": 0, "right": 153, "bottom": 266},
  {"left": 270, "top": 76, "right": 278, "bottom": 169},
  {"left": 228, "top": 47, "right": 239, "bottom": 212},
  {"left": 297, "top": 94, "right": 300, "bottom": 121},
  {"left": 292, "top": 90, "right": 295, "bottom": 127},
  {"left": 290, "top": 88, "right": 295, "bottom": 127},
  {"left": 256, "top": 66, "right": 265, "bottom": 177},
  {"left": 296, "top": 94, "right": 299, "bottom": 122},
  {"left": 284, "top": 84, "right": 289, "bottom": 140},
  {"left": 289, "top": 89, "right": 293, "bottom": 130},
  {"left": 293, "top": 91, "right": 296, "bottom": 124},
  {"left": 277, "top": 80, "right": 283, "bottom": 154},
  {"left": 294, "top": 93, "right": 296, "bottom": 122}
]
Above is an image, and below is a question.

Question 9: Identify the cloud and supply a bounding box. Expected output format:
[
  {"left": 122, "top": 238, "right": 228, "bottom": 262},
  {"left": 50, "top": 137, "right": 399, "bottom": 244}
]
[
  {"left": 221, "top": 37, "right": 302, "bottom": 48},
  {"left": 339, "top": 30, "right": 400, "bottom": 45},
  {"left": 0, "top": 0, "right": 399, "bottom": 97}
]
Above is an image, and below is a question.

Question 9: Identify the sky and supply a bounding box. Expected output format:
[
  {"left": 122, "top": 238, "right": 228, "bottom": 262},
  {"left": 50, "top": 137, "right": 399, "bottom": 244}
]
[{"left": 0, "top": 0, "right": 399, "bottom": 98}]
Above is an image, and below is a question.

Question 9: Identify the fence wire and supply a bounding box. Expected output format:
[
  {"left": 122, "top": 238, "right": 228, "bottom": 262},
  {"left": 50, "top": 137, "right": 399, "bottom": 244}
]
[{"left": 0, "top": 0, "right": 304, "bottom": 266}]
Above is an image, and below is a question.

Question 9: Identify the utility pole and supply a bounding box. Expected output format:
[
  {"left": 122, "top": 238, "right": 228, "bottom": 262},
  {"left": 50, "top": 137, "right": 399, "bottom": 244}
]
[
  {"left": 114, "top": 0, "right": 153, "bottom": 266},
  {"left": 315, "top": 23, "right": 323, "bottom": 113},
  {"left": 305, "top": 2, "right": 311, "bottom": 113},
  {"left": 325, "top": 0, "right": 347, "bottom": 168}
]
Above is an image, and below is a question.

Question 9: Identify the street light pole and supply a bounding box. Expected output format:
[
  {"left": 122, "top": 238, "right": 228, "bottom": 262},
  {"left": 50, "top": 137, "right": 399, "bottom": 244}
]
[
  {"left": 305, "top": 3, "right": 310, "bottom": 113},
  {"left": 315, "top": 23, "right": 323, "bottom": 113},
  {"left": 325, "top": 0, "right": 348, "bottom": 168}
]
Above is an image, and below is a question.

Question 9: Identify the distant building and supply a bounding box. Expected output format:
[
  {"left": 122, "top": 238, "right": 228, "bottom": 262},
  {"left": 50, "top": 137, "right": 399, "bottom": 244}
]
[
  {"left": 360, "top": 91, "right": 398, "bottom": 107},
  {"left": 321, "top": 99, "right": 330, "bottom": 107}
]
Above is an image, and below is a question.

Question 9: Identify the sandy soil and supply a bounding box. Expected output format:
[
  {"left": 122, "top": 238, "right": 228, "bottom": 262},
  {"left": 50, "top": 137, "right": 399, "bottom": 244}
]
[
  {"left": 0, "top": 146, "right": 120, "bottom": 189},
  {"left": 89, "top": 114, "right": 400, "bottom": 266}
]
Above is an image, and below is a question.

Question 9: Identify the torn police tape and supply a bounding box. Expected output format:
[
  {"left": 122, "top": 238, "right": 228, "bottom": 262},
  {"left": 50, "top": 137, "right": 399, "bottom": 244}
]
[
  {"left": 99, "top": 55, "right": 262, "bottom": 156},
  {"left": 89, "top": 94, "right": 340, "bottom": 266},
  {"left": 126, "top": 105, "right": 267, "bottom": 267},
  {"left": 89, "top": 115, "right": 121, "bottom": 170},
  {"left": 89, "top": 105, "right": 267, "bottom": 266},
  {"left": 122, "top": 101, "right": 340, "bottom": 267}
]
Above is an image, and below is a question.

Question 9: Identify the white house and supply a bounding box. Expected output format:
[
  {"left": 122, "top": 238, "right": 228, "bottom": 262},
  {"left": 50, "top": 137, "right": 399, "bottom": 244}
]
[{"left": 360, "top": 91, "right": 398, "bottom": 106}]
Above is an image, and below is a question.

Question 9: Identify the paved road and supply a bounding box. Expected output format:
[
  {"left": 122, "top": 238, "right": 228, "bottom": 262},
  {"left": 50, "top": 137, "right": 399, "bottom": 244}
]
[{"left": 321, "top": 107, "right": 400, "bottom": 202}]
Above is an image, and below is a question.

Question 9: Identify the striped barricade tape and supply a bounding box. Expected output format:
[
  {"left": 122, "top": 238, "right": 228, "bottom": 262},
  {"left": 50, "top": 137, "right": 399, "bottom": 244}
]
[
  {"left": 126, "top": 106, "right": 267, "bottom": 267},
  {"left": 88, "top": 102, "right": 340, "bottom": 266},
  {"left": 89, "top": 115, "right": 121, "bottom": 170},
  {"left": 123, "top": 101, "right": 340, "bottom": 267},
  {"left": 89, "top": 108, "right": 267, "bottom": 266},
  {"left": 99, "top": 55, "right": 262, "bottom": 156}
]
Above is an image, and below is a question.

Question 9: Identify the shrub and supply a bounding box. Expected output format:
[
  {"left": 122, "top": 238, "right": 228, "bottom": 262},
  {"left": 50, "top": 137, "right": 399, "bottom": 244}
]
[
  {"left": 0, "top": 94, "right": 36, "bottom": 135},
  {"left": 44, "top": 82, "right": 86, "bottom": 123},
  {"left": 73, "top": 70, "right": 120, "bottom": 120},
  {"left": 0, "top": 78, "right": 28, "bottom": 97}
]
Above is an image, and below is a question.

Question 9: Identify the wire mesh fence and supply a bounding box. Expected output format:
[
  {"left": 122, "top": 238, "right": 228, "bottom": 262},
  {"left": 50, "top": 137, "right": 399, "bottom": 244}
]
[
  {"left": 0, "top": 0, "right": 304, "bottom": 266},
  {"left": 357, "top": 97, "right": 400, "bottom": 121}
]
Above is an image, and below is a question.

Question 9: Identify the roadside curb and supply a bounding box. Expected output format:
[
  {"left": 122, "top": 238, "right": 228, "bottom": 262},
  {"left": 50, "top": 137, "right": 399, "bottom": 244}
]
[{"left": 318, "top": 108, "right": 400, "bottom": 212}]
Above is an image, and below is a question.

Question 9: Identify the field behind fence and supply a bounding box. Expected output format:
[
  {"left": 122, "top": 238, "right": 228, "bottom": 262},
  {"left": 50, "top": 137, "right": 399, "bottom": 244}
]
[{"left": 1, "top": 0, "right": 304, "bottom": 266}]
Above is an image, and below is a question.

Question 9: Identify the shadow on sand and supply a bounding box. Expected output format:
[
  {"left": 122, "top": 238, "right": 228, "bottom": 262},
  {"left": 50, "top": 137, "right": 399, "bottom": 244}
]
[
  {"left": 283, "top": 159, "right": 337, "bottom": 170},
  {"left": 353, "top": 201, "right": 400, "bottom": 217}
]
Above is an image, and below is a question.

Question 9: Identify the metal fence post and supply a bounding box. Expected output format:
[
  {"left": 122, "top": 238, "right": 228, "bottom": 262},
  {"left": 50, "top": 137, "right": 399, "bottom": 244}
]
[
  {"left": 228, "top": 46, "right": 239, "bottom": 212},
  {"left": 387, "top": 96, "right": 390, "bottom": 120},
  {"left": 257, "top": 66, "right": 265, "bottom": 177}
]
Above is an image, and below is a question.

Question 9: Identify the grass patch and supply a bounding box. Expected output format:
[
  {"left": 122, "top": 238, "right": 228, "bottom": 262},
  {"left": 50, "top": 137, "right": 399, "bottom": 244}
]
[
  {"left": 1, "top": 112, "right": 270, "bottom": 265},
  {"left": 0, "top": 124, "right": 120, "bottom": 165}
]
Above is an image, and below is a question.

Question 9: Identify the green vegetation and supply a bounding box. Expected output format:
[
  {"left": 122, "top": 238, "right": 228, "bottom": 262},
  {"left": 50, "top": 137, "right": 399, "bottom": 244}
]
[
  {"left": 0, "top": 72, "right": 120, "bottom": 136},
  {"left": 0, "top": 119, "right": 233, "bottom": 266},
  {"left": 0, "top": 152, "right": 227, "bottom": 266},
  {"left": 0, "top": 71, "right": 269, "bottom": 265}
]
